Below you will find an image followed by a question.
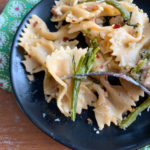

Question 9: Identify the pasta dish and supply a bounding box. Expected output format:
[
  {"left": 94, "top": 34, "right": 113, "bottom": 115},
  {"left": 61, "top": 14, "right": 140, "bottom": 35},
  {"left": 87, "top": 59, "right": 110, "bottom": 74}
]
[{"left": 19, "top": 0, "right": 150, "bottom": 130}]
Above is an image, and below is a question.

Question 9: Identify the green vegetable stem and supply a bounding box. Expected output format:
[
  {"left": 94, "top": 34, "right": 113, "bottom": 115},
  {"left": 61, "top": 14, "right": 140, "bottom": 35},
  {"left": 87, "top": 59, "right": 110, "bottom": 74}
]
[
  {"left": 120, "top": 96, "right": 150, "bottom": 129},
  {"left": 105, "top": 0, "right": 130, "bottom": 23},
  {"left": 71, "top": 38, "right": 99, "bottom": 121}
]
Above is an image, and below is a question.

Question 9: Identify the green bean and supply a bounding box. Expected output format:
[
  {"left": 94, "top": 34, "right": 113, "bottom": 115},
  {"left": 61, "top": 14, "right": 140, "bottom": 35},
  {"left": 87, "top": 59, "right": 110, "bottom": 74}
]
[{"left": 120, "top": 96, "right": 150, "bottom": 129}]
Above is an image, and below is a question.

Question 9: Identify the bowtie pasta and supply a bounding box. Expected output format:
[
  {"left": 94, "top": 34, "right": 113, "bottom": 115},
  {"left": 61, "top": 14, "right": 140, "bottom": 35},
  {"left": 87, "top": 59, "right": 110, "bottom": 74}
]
[{"left": 19, "top": 0, "right": 150, "bottom": 130}]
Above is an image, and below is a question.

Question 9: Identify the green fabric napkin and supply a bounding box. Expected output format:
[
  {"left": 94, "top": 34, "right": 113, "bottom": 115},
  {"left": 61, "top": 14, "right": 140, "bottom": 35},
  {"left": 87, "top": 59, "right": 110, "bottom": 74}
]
[
  {"left": 0, "top": 0, "right": 149, "bottom": 149},
  {"left": 140, "top": 145, "right": 150, "bottom": 150},
  {"left": 0, "top": 0, "right": 41, "bottom": 91}
]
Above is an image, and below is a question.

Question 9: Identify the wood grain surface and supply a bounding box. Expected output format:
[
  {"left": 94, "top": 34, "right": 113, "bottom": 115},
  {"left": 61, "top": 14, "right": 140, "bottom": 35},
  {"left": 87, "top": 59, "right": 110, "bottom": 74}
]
[
  {"left": 0, "top": 0, "right": 8, "bottom": 13},
  {"left": 0, "top": 1, "right": 71, "bottom": 150}
]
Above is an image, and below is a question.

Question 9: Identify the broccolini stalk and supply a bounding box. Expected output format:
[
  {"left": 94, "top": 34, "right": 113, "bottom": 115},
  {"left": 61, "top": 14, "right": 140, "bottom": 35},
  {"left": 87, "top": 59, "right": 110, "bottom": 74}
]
[
  {"left": 120, "top": 96, "right": 150, "bottom": 129},
  {"left": 86, "top": 39, "right": 100, "bottom": 73},
  {"left": 71, "top": 79, "right": 82, "bottom": 121},
  {"left": 105, "top": 0, "right": 130, "bottom": 23},
  {"left": 131, "top": 59, "right": 147, "bottom": 74},
  {"left": 71, "top": 39, "right": 99, "bottom": 121},
  {"left": 71, "top": 55, "right": 87, "bottom": 121},
  {"left": 72, "top": 55, "right": 76, "bottom": 78}
]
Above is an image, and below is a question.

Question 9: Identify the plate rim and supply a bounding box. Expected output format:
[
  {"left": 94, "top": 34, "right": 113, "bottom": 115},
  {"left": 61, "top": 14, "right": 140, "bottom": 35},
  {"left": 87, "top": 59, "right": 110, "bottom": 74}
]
[{"left": 9, "top": 0, "right": 150, "bottom": 150}]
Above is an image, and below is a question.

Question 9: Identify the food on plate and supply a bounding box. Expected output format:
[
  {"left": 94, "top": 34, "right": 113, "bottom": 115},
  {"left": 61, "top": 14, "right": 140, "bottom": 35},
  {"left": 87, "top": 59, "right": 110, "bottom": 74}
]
[{"left": 19, "top": 0, "right": 150, "bottom": 130}]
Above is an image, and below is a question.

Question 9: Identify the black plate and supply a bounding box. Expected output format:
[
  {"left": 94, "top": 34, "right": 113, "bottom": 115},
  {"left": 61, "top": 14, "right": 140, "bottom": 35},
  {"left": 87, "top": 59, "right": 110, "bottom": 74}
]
[{"left": 10, "top": 0, "right": 150, "bottom": 150}]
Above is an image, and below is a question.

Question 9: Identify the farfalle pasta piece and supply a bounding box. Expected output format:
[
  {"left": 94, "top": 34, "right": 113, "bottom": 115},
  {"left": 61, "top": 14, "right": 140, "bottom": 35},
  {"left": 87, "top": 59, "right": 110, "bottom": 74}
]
[
  {"left": 51, "top": 1, "right": 135, "bottom": 23},
  {"left": 92, "top": 76, "right": 143, "bottom": 130},
  {"left": 28, "top": 43, "right": 52, "bottom": 67},
  {"left": 19, "top": 15, "right": 79, "bottom": 67},
  {"left": 51, "top": 3, "right": 104, "bottom": 23},
  {"left": 109, "top": 23, "right": 150, "bottom": 67},
  {"left": 120, "top": 79, "right": 144, "bottom": 101},
  {"left": 43, "top": 72, "right": 59, "bottom": 103},
  {"left": 77, "top": 81, "right": 97, "bottom": 113},
  {"left": 22, "top": 55, "right": 44, "bottom": 74},
  {"left": 129, "top": 6, "right": 149, "bottom": 40},
  {"left": 22, "top": 55, "right": 60, "bottom": 103},
  {"left": 100, "top": 76, "right": 136, "bottom": 110},
  {"left": 19, "top": 15, "right": 55, "bottom": 66},
  {"left": 54, "top": 40, "right": 79, "bottom": 49},
  {"left": 68, "top": 20, "right": 112, "bottom": 34},
  {"left": 20, "top": 39, "right": 55, "bottom": 69},
  {"left": 19, "top": 15, "right": 50, "bottom": 49},
  {"left": 38, "top": 24, "right": 79, "bottom": 40},
  {"left": 88, "top": 83, "right": 121, "bottom": 129},
  {"left": 46, "top": 47, "right": 97, "bottom": 116},
  {"left": 91, "top": 52, "right": 108, "bottom": 72},
  {"left": 46, "top": 47, "right": 95, "bottom": 116},
  {"left": 19, "top": 15, "right": 79, "bottom": 48},
  {"left": 56, "top": 79, "right": 97, "bottom": 116},
  {"left": 107, "top": 6, "right": 150, "bottom": 67}
]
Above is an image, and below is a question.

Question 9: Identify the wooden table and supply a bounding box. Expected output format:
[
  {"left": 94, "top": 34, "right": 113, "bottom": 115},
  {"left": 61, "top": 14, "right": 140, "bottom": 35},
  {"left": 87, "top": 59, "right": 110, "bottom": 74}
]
[{"left": 0, "top": 0, "right": 71, "bottom": 149}]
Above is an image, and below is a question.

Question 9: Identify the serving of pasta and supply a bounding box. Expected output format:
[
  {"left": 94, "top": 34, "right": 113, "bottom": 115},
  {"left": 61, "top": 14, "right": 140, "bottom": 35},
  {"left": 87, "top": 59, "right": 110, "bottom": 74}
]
[{"left": 19, "top": 0, "right": 150, "bottom": 130}]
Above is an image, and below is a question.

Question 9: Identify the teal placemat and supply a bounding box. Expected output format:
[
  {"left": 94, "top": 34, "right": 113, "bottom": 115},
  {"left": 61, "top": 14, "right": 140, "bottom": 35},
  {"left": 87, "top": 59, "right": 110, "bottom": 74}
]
[{"left": 0, "top": 0, "right": 149, "bottom": 149}]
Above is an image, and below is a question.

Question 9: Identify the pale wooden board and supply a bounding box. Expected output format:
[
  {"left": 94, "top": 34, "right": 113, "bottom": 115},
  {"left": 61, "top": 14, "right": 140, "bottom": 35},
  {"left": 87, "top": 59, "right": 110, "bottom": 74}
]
[{"left": 0, "top": 89, "right": 71, "bottom": 150}]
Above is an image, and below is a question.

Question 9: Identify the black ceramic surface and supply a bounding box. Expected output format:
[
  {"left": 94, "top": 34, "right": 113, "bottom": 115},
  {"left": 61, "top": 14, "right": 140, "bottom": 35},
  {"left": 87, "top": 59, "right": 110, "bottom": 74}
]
[{"left": 10, "top": 0, "right": 150, "bottom": 150}]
